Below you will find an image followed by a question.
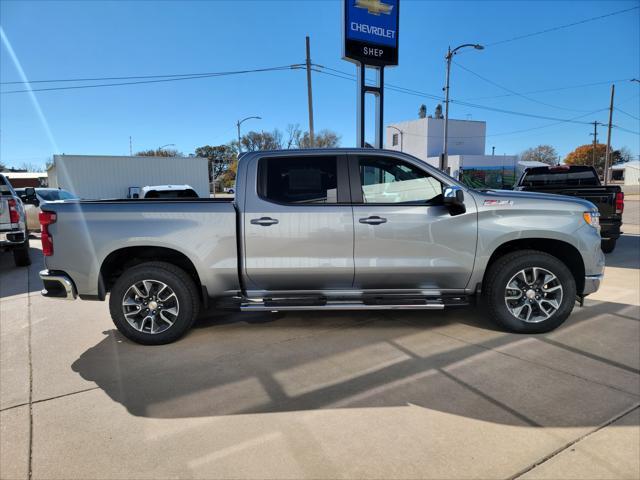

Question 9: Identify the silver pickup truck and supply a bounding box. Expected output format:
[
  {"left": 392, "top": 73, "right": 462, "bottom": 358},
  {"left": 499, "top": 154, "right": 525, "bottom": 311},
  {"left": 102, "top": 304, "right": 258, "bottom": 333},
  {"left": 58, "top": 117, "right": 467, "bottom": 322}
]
[
  {"left": 1, "top": 173, "right": 31, "bottom": 267},
  {"left": 39, "top": 149, "right": 605, "bottom": 345}
]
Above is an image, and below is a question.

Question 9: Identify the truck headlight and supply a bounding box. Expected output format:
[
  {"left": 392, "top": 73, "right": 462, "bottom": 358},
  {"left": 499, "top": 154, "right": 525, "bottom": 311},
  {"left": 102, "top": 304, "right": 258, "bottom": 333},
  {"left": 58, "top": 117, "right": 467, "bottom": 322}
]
[{"left": 583, "top": 211, "right": 600, "bottom": 230}]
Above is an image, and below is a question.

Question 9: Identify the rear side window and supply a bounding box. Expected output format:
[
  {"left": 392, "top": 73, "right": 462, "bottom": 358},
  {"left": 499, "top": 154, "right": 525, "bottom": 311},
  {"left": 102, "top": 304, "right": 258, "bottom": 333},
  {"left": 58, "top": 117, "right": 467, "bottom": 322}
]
[
  {"left": 521, "top": 169, "right": 599, "bottom": 186},
  {"left": 260, "top": 156, "right": 338, "bottom": 204}
]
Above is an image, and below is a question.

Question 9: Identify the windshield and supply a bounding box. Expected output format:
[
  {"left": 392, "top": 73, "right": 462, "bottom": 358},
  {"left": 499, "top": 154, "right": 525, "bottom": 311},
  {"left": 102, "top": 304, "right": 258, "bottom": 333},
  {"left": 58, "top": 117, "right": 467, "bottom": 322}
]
[
  {"left": 37, "top": 189, "right": 78, "bottom": 201},
  {"left": 144, "top": 189, "right": 199, "bottom": 198}
]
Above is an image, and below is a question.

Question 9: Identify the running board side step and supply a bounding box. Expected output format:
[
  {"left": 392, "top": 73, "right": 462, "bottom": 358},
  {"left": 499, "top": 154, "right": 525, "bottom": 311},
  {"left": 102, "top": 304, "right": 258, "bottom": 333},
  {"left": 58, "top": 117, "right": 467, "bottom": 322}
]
[{"left": 240, "top": 296, "right": 469, "bottom": 312}]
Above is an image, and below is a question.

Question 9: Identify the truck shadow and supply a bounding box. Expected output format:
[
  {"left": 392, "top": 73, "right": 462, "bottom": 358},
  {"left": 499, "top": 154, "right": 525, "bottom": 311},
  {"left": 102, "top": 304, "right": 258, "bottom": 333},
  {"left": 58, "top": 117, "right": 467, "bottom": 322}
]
[
  {"left": 602, "top": 234, "right": 640, "bottom": 269},
  {"left": 71, "top": 299, "right": 640, "bottom": 427},
  {"left": 0, "top": 246, "right": 45, "bottom": 298}
]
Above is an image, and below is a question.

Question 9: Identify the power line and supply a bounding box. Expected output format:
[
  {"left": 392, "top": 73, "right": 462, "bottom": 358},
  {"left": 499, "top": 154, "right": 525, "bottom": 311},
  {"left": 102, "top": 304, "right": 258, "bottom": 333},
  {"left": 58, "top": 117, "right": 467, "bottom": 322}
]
[
  {"left": 616, "top": 107, "right": 640, "bottom": 121},
  {"left": 461, "top": 79, "right": 635, "bottom": 101},
  {"left": 0, "top": 65, "right": 303, "bottom": 94},
  {"left": 483, "top": 6, "right": 640, "bottom": 48},
  {"left": 453, "top": 61, "right": 594, "bottom": 112},
  {"left": 0, "top": 65, "right": 305, "bottom": 85},
  {"left": 314, "top": 65, "right": 600, "bottom": 125}
]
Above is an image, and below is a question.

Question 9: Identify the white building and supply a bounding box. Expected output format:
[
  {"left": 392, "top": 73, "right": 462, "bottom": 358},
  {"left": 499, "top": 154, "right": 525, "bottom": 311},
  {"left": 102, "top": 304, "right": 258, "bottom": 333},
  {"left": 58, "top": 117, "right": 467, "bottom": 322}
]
[
  {"left": 386, "top": 117, "right": 523, "bottom": 188},
  {"left": 386, "top": 117, "right": 486, "bottom": 159},
  {"left": 611, "top": 160, "right": 640, "bottom": 194},
  {"left": 47, "top": 155, "right": 210, "bottom": 199}
]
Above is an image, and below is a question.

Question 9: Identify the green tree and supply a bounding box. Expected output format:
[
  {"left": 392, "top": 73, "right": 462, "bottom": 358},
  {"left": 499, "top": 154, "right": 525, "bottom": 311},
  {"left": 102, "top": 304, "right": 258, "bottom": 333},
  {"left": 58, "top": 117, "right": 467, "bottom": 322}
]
[
  {"left": 520, "top": 145, "right": 558, "bottom": 165},
  {"left": 194, "top": 144, "right": 237, "bottom": 183},
  {"left": 0, "top": 160, "right": 6, "bottom": 171},
  {"left": 135, "top": 148, "right": 183, "bottom": 157}
]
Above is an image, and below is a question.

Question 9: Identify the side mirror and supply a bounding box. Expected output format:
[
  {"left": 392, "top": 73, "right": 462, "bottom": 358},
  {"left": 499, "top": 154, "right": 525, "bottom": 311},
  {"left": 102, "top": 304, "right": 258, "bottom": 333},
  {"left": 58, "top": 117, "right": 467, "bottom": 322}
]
[
  {"left": 24, "top": 187, "right": 36, "bottom": 197},
  {"left": 443, "top": 186, "right": 466, "bottom": 214}
]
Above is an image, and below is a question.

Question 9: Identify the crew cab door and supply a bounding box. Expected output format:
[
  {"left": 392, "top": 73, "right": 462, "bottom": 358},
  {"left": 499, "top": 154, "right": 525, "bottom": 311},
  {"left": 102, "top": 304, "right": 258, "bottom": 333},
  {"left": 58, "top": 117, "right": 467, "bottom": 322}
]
[
  {"left": 242, "top": 153, "right": 354, "bottom": 291},
  {"left": 350, "top": 154, "right": 477, "bottom": 290}
]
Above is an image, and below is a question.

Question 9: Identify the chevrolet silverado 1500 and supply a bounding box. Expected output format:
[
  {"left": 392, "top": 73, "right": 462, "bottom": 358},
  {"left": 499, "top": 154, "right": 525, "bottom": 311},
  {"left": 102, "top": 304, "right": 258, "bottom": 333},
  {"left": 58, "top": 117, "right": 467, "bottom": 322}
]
[{"left": 38, "top": 149, "right": 605, "bottom": 344}]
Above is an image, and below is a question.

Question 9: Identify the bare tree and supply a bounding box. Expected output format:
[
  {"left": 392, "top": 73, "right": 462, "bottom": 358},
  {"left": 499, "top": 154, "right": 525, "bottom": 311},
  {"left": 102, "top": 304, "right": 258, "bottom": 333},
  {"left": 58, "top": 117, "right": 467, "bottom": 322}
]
[
  {"left": 240, "top": 130, "right": 284, "bottom": 151},
  {"left": 520, "top": 145, "right": 558, "bottom": 165},
  {"left": 135, "top": 148, "right": 183, "bottom": 157},
  {"left": 20, "top": 162, "right": 45, "bottom": 172}
]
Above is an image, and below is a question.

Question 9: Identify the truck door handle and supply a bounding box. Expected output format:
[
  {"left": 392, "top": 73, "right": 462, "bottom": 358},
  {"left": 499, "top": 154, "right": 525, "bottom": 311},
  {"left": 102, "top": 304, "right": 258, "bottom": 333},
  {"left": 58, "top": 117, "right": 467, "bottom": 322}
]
[
  {"left": 250, "top": 217, "right": 279, "bottom": 226},
  {"left": 359, "top": 216, "right": 387, "bottom": 225}
]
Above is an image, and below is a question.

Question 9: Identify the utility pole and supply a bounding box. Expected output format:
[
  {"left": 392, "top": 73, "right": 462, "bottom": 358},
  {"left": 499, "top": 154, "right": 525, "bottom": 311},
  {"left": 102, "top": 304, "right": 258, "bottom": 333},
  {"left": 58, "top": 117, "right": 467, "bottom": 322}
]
[
  {"left": 492, "top": 146, "right": 495, "bottom": 156},
  {"left": 589, "top": 121, "right": 602, "bottom": 167},
  {"left": 603, "top": 84, "right": 615, "bottom": 185},
  {"left": 305, "top": 36, "right": 315, "bottom": 148}
]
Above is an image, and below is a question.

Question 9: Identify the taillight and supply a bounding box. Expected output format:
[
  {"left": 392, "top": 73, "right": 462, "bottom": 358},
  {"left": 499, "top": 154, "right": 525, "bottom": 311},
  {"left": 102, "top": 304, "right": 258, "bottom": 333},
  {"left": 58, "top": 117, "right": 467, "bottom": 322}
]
[
  {"left": 39, "top": 211, "right": 57, "bottom": 256},
  {"left": 615, "top": 192, "right": 624, "bottom": 214},
  {"left": 7, "top": 198, "right": 20, "bottom": 224}
]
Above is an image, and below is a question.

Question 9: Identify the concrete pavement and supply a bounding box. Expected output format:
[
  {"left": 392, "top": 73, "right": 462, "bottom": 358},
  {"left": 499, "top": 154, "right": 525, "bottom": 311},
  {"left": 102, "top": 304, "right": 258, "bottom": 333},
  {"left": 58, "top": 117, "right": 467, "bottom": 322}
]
[{"left": 1, "top": 226, "right": 638, "bottom": 478}]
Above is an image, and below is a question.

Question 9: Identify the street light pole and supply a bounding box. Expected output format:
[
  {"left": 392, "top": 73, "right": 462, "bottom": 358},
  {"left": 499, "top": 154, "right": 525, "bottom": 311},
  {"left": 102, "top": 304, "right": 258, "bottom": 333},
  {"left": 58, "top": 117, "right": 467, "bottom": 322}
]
[
  {"left": 442, "top": 43, "right": 484, "bottom": 172},
  {"left": 236, "top": 116, "right": 262, "bottom": 153},
  {"left": 158, "top": 143, "right": 175, "bottom": 151},
  {"left": 387, "top": 125, "right": 404, "bottom": 152}
]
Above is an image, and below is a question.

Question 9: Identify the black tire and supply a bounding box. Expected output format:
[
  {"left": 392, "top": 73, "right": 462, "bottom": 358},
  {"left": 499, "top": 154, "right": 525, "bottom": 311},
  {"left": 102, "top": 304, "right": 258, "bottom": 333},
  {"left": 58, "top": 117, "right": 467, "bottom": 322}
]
[
  {"left": 13, "top": 234, "right": 31, "bottom": 267},
  {"left": 108, "top": 261, "right": 200, "bottom": 345},
  {"left": 483, "top": 250, "right": 576, "bottom": 334},
  {"left": 601, "top": 239, "right": 616, "bottom": 254}
]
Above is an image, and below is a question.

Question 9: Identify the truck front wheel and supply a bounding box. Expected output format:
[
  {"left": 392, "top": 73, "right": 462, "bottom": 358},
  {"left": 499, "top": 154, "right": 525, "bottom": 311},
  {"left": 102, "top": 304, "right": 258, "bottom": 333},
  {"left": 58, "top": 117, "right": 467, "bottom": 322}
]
[
  {"left": 484, "top": 250, "right": 576, "bottom": 333},
  {"left": 601, "top": 239, "right": 616, "bottom": 254},
  {"left": 109, "top": 261, "right": 200, "bottom": 345}
]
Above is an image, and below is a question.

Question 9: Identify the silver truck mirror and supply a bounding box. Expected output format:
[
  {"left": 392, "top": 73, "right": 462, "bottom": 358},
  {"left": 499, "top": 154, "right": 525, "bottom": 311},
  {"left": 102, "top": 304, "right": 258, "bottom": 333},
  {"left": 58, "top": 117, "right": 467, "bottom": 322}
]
[{"left": 443, "top": 186, "right": 465, "bottom": 214}]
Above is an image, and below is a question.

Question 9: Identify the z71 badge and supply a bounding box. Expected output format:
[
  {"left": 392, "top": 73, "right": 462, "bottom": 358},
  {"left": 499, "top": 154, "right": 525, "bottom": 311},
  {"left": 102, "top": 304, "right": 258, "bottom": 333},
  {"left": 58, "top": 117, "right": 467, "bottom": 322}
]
[{"left": 484, "top": 199, "right": 514, "bottom": 206}]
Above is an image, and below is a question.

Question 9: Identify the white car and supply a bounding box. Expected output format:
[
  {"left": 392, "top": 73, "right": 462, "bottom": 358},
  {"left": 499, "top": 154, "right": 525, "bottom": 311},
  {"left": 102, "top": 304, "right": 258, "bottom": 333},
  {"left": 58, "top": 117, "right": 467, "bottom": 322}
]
[
  {"left": 16, "top": 187, "right": 78, "bottom": 231},
  {"left": 139, "top": 185, "right": 199, "bottom": 199}
]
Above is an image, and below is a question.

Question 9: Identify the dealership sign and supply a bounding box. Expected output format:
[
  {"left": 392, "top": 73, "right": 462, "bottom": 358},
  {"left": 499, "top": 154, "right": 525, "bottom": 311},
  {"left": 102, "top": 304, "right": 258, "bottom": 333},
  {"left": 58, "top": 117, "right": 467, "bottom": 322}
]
[{"left": 343, "top": 0, "right": 399, "bottom": 66}]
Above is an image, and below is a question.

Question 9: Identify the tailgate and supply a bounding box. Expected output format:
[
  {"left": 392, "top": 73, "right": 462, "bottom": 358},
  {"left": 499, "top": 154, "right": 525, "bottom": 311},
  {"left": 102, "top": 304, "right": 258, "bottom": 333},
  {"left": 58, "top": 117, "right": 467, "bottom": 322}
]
[{"left": 0, "top": 197, "right": 10, "bottom": 226}]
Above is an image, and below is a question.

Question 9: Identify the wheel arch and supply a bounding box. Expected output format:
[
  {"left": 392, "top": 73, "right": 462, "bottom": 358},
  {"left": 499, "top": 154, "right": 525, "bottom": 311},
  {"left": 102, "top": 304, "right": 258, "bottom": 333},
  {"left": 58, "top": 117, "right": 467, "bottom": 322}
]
[
  {"left": 99, "top": 246, "right": 205, "bottom": 303},
  {"left": 482, "top": 238, "right": 585, "bottom": 294}
]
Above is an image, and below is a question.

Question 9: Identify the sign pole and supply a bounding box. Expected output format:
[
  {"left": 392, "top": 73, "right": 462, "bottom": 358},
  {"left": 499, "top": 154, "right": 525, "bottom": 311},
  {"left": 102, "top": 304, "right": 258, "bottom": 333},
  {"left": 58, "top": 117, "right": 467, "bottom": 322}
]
[
  {"left": 343, "top": 0, "right": 399, "bottom": 149},
  {"left": 375, "top": 66, "right": 384, "bottom": 149},
  {"left": 356, "top": 62, "right": 366, "bottom": 148}
]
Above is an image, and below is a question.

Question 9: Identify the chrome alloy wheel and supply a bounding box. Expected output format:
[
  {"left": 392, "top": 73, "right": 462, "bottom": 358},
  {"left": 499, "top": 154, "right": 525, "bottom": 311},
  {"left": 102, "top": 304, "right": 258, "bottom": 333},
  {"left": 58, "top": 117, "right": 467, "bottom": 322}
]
[
  {"left": 504, "top": 267, "right": 563, "bottom": 323},
  {"left": 121, "top": 280, "right": 180, "bottom": 334}
]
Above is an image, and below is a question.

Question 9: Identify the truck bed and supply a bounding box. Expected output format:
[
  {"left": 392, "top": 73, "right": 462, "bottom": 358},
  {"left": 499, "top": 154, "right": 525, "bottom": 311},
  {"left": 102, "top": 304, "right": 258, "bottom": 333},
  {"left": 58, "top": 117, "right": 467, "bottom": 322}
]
[{"left": 41, "top": 199, "right": 240, "bottom": 298}]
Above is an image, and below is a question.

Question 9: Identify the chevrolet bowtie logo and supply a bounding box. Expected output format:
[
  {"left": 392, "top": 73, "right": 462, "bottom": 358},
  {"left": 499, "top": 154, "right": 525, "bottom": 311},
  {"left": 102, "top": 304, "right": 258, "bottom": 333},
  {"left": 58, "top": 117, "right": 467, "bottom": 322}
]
[{"left": 354, "top": 0, "right": 393, "bottom": 16}]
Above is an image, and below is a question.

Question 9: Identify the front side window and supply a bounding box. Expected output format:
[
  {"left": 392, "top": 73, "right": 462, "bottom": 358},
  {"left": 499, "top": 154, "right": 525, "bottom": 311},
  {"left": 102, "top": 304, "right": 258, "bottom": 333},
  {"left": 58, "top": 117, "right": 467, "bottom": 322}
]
[
  {"left": 260, "top": 156, "right": 338, "bottom": 204},
  {"left": 359, "top": 157, "right": 443, "bottom": 204}
]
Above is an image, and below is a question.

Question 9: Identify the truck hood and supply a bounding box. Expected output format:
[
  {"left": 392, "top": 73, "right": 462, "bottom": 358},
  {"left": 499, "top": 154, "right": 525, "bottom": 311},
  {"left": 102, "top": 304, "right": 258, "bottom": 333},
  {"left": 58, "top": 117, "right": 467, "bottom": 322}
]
[{"left": 471, "top": 189, "right": 597, "bottom": 211}]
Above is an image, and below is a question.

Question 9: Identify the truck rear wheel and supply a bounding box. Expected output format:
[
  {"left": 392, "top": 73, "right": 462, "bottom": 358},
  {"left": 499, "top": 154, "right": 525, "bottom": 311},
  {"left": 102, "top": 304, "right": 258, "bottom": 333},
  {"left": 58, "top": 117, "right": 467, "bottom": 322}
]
[
  {"left": 601, "top": 239, "right": 616, "bottom": 254},
  {"left": 484, "top": 250, "right": 576, "bottom": 333},
  {"left": 109, "top": 261, "right": 200, "bottom": 345}
]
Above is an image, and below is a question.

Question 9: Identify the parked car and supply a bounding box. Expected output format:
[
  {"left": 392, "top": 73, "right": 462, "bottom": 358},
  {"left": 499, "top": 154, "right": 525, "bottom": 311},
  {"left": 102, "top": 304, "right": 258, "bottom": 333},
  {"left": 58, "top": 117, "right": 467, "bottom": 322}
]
[
  {"left": 38, "top": 149, "right": 604, "bottom": 345},
  {"left": 516, "top": 165, "right": 623, "bottom": 253},
  {"left": 223, "top": 187, "right": 235, "bottom": 194},
  {"left": 15, "top": 187, "right": 78, "bottom": 231},
  {"left": 0, "top": 173, "right": 31, "bottom": 266},
  {"left": 140, "top": 185, "right": 198, "bottom": 199}
]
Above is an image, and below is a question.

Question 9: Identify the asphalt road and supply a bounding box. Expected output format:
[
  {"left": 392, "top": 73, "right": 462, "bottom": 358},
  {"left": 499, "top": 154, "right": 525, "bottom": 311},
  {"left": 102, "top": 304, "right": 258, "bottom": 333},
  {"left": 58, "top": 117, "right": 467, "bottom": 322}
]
[{"left": 1, "top": 227, "right": 639, "bottom": 479}]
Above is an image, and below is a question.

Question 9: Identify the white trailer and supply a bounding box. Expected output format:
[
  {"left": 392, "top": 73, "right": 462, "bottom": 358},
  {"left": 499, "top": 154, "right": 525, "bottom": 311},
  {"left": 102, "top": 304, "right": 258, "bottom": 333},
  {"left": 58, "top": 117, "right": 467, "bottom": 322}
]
[{"left": 47, "top": 155, "right": 210, "bottom": 199}]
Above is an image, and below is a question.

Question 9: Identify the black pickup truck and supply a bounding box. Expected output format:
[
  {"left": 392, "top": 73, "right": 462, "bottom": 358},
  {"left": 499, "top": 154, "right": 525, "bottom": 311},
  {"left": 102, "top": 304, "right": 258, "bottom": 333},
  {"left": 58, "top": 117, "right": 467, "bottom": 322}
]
[{"left": 516, "top": 165, "right": 624, "bottom": 253}]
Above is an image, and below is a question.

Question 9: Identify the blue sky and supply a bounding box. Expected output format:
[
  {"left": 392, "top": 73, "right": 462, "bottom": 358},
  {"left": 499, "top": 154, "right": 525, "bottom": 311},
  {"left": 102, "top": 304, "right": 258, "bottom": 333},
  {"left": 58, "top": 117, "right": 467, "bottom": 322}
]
[{"left": 1, "top": 0, "right": 639, "bottom": 169}]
